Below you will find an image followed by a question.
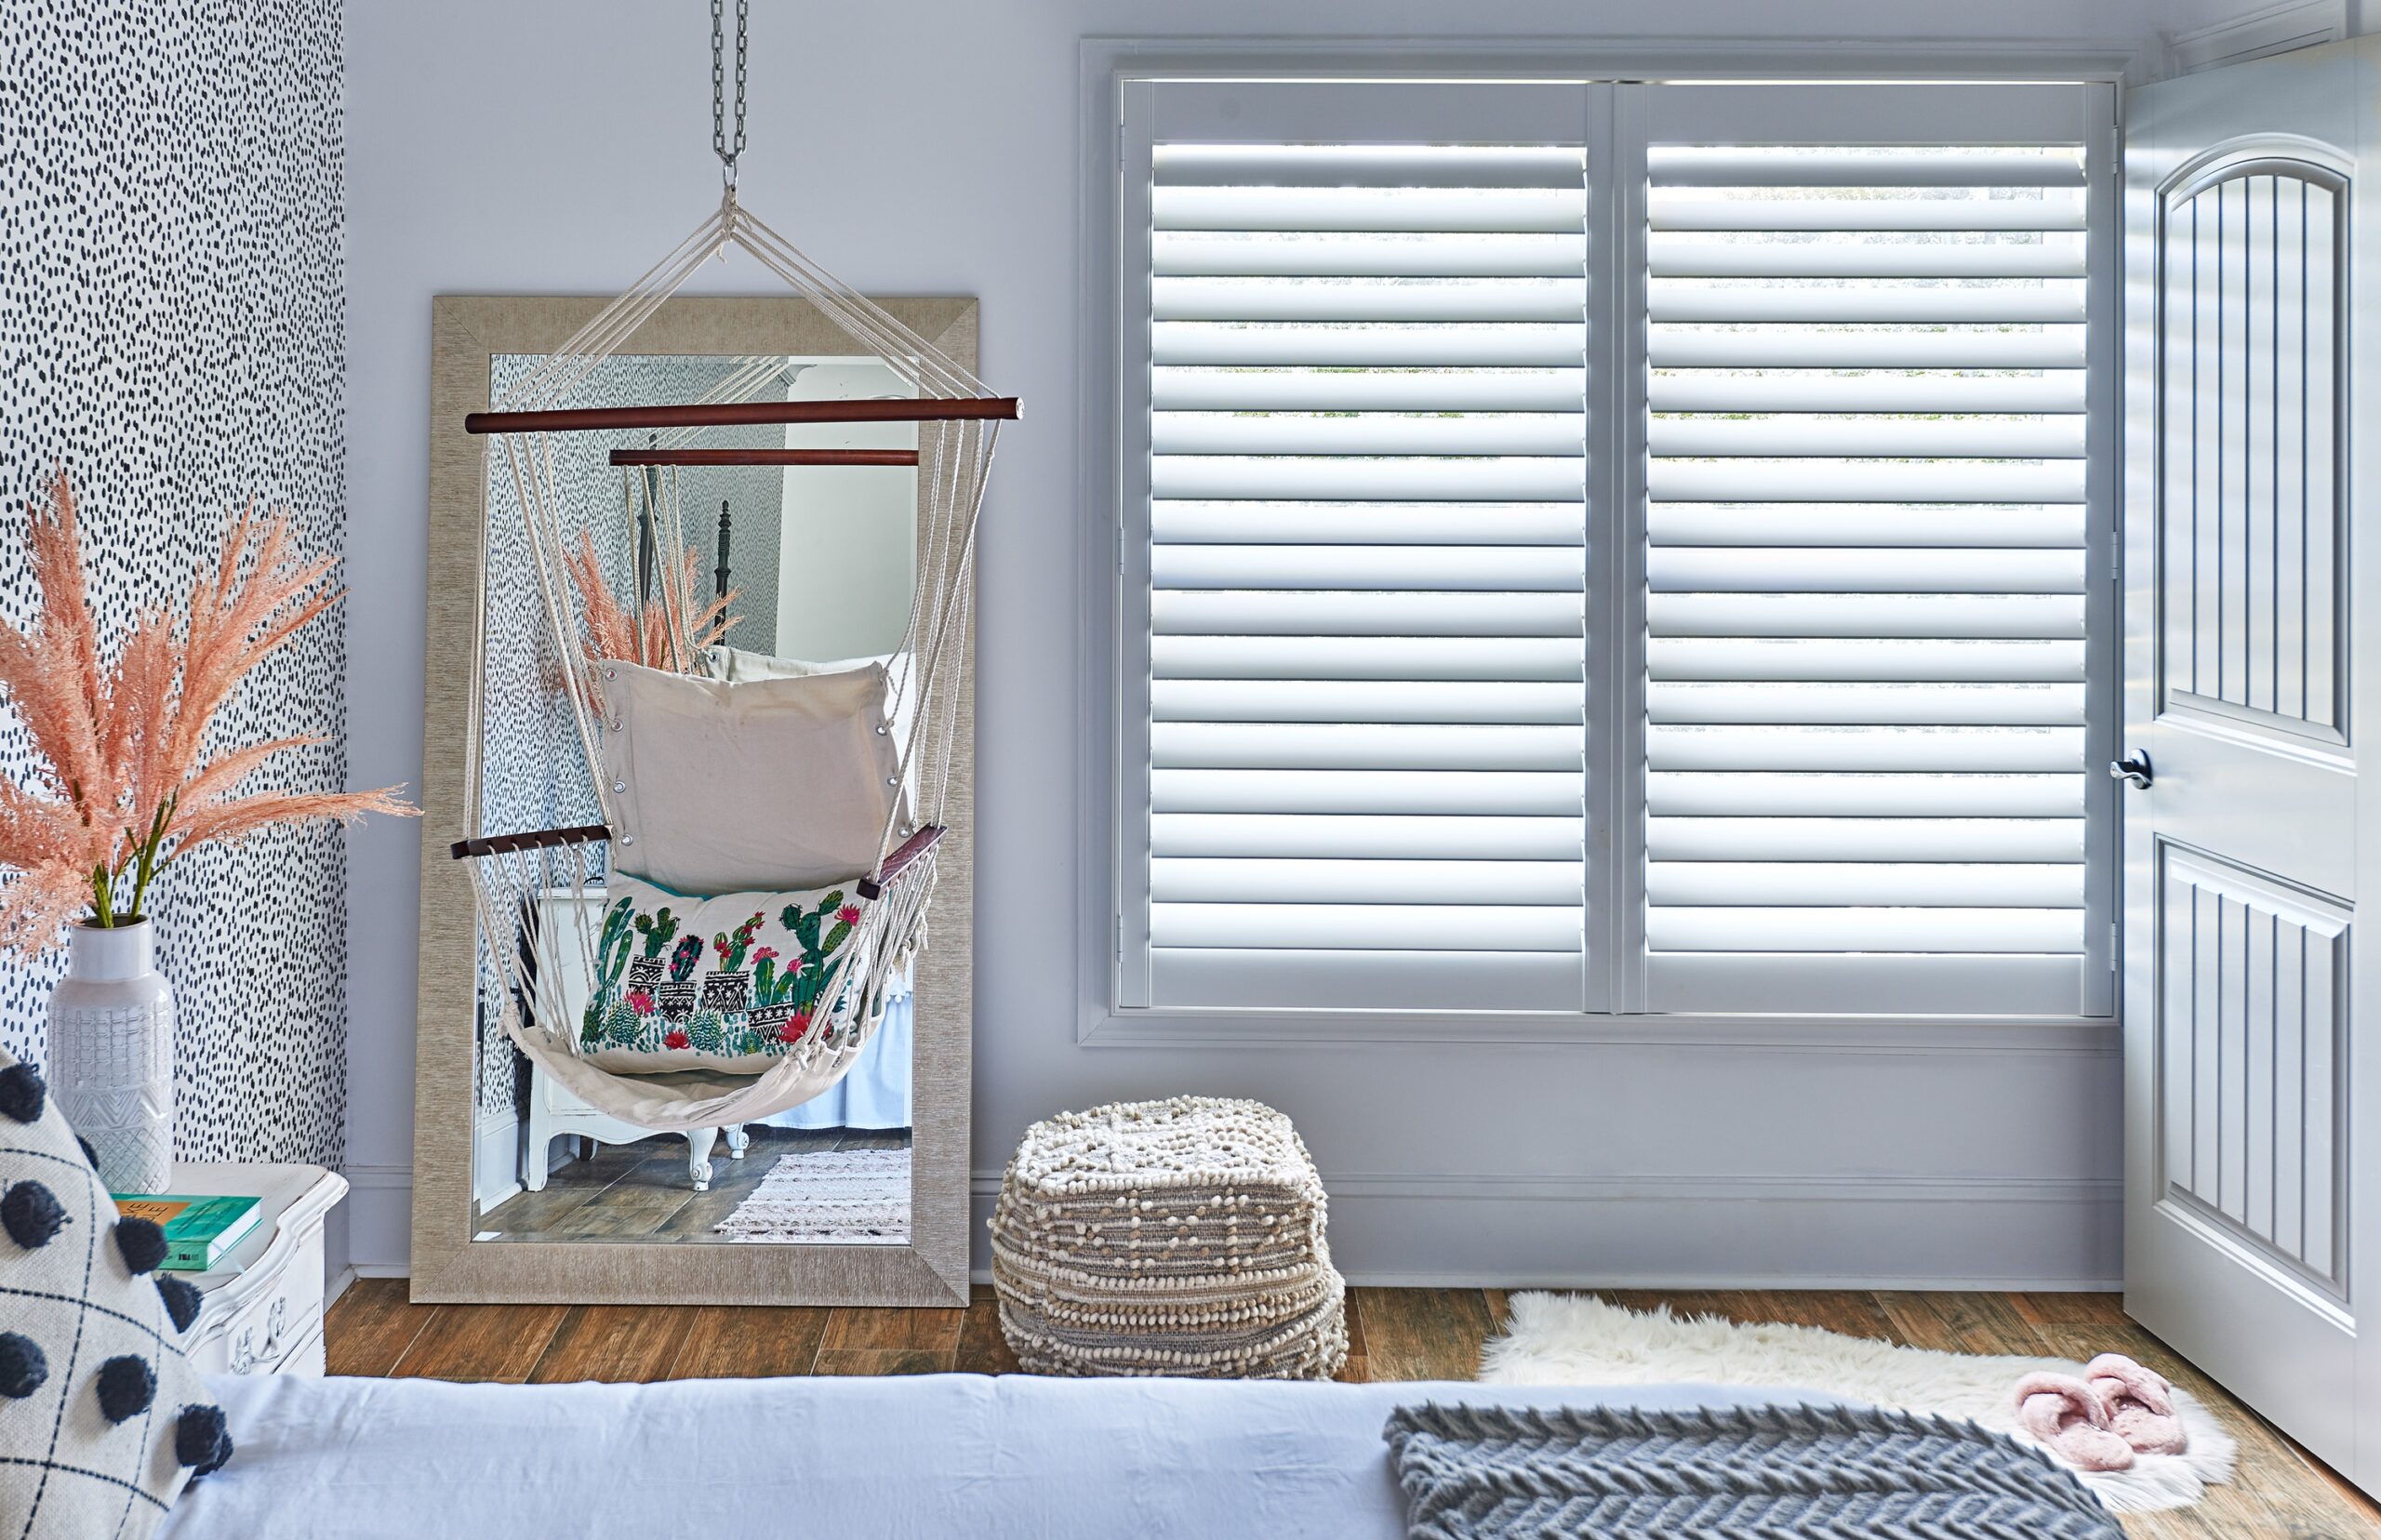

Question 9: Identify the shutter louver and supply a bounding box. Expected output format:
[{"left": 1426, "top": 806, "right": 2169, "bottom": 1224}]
[
  {"left": 1139, "top": 141, "right": 1590, "bottom": 1011},
  {"left": 1641, "top": 144, "right": 2097, "bottom": 1014}
]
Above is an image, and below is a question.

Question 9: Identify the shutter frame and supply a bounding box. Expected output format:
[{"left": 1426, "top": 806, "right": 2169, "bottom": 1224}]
[
  {"left": 1622, "top": 82, "right": 2118, "bottom": 1017},
  {"left": 1117, "top": 78, "right": 1598, "bottom": 1014}
]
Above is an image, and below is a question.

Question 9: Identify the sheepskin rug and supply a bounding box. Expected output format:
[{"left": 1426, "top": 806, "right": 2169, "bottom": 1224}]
[{"left": 1479, "top": 1292, "right": 2235, "bottom": 1513}]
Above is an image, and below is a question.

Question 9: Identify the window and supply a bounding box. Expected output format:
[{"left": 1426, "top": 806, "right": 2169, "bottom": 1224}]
[{"left": 1111, "top": 78, "right": 2116, "bottom": 1019}]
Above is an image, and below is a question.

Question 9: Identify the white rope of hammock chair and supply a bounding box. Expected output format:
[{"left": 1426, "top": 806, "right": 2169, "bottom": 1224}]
[
  {"left": 505, "top": 210, "right": 737, "bottom": 412},
  {"left": 486, "top": 190, "right": 998, "bottom": 701},
  {"left": 462, "top": 189, "right": 993, "bottom": 1126},
  {"left": 497, "top": 196, "right": 991, "bottom": 416}
]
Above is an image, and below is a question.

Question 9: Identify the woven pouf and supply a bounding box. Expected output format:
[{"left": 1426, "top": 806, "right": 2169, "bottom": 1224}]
[{"left": 991, "top": 1096, "right": 1347, "bottom": 1379}]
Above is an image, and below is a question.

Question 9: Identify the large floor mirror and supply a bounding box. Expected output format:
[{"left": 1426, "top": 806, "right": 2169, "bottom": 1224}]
[{"left": 411, "top": 297, "right": 975, "bottom": 1305}]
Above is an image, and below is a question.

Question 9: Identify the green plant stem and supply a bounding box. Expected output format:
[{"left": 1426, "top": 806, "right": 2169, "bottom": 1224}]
[
  {"left": 87, "top": 866, "right": 113, "bottom": 927},
  {"left": 123, "top": 797, "right": 172, "bottom": 924}
]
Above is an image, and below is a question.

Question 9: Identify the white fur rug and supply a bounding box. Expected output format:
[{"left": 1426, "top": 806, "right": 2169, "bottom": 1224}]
[{"left": 1479, "top": 1292, "right": 2235, "bottom": 1513}]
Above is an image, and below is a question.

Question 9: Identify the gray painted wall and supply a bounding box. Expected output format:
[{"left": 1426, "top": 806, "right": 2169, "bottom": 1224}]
[{"left": 340, "top": 0, "right": 2248, "bottom": 1283}]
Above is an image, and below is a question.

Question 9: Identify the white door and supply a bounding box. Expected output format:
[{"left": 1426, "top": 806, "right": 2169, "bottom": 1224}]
[{"left": 2123, "top": 38, "right": 2375, "bottom": 1483}]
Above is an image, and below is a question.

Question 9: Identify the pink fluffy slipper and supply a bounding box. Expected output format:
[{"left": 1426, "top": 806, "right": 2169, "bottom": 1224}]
[
  {"left": 2014, "top": 1371, "right": 2135, "bottom": 1471},
  {"left": 2086, "top": 1353, "right": 2189, "bottom": 1456}
]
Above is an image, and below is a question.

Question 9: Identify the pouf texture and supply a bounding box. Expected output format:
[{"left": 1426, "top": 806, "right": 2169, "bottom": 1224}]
[{"left": 991, "top": 1096, "right": 1347, "bottom": 1379}]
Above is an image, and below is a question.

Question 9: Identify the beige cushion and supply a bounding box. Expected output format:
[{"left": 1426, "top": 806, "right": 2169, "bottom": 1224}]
[
  {"left": 598, "top": 659, "right": 900, "bottom": 894},
  {"left": 703, "top": 644, "right": 920, "bottom": 766}
]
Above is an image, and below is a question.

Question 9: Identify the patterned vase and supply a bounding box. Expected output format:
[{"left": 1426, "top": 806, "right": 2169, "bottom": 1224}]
[{"left": 47, "top": 921, "right": 175, "bottom": 1195}]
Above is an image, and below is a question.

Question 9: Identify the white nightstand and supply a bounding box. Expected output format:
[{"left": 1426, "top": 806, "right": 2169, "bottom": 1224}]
[{"left": 166, "top": 1162, "right": 348, "bottom": 1377}]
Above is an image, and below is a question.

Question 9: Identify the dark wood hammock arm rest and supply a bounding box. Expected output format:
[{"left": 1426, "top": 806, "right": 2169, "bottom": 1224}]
[{"left": 448, "top": 823, "right": 946, "bottom": 901}]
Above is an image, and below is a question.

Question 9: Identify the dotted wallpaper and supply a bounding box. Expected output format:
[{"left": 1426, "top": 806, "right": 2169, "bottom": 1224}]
[{"left": 0, "top": 3, "right": 347, "bottom": 1162}]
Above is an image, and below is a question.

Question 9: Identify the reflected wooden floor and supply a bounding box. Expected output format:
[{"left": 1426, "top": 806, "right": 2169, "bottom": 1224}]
[
  {"left": 474, "top": 1124, "right": 911, "bottom": 1243},
  {"left": 326, "top": 1282, "right": 2381, "bottom": 1537}
]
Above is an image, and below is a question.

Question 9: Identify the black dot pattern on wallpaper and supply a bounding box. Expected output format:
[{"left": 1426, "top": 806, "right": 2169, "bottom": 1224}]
[{"left": 0, "top": 2, "right": 347, "bottom": 1162}]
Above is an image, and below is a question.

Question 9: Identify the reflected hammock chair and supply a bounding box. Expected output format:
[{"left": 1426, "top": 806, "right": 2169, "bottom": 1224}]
[{"left": 451, "top": 2, "right": 1007, "bottom": 1134}]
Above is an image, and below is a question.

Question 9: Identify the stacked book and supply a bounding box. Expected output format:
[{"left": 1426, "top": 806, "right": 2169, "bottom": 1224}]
[
  {"left": 110, "top": 1192, "right": 261, "bottom": 1271},
  {"left": 990, "top": 1096, "right": 1347, "bottom": 1379}
]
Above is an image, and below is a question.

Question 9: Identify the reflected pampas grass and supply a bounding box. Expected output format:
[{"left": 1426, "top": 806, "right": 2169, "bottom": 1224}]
[{"left": 565, "top": 529, "right": 738, "bottom": 677}]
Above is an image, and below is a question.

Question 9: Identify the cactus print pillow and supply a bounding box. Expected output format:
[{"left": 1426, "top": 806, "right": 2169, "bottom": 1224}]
[{"left": 577, "top": 873, "right": 865, "bottom": 1076}]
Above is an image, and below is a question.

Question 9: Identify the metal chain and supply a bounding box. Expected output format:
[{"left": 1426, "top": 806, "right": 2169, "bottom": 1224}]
[{"left": 711, "top": 0, "right": 748, "bottom": 190}]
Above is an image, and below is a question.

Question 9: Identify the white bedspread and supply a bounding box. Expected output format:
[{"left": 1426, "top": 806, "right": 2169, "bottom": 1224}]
[{"left": 160, "top": 1373, "right": 1840, "bottom": 1539}]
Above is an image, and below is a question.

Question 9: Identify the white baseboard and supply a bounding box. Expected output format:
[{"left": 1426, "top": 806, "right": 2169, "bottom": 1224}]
[
  {"left": 965, "top": 1169, "right": 2120, "bottom": 1290},
  {"left": 472, "top": 1113, "right": 521, "bottom": 1215},
  {"left": 332, "top": 1161, "right": 2119, "bottom": 1288},
  {"left": 965, "top": 1268, "right": 2122, "bottom": 1291},
  {"left": 326, "top": 1171, "right": 2114, "bottom": 1285},
  {"left": 338, "top": 1163, "right": 2118, "bottom": 1289},
  {"left": 339, "top": 1162, "right": 416, "bottom": 1275}
]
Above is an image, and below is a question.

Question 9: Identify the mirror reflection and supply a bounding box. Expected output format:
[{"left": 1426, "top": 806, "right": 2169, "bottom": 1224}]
[{"left": 472, "top": 352, "right": 919, "bottom": 1246}]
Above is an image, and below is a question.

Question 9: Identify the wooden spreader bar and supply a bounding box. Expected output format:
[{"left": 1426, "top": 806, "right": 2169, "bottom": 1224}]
[
  {"left": 451, "top": 820, "right": 946, "bottom": 902},
  {"left": 450, "top": 824, "right": 610, "bottom": 861},
  {"left": 465, "top": 396, "right": 1019, "bottom": 436},
  {"left": 608, "top": 448, "right": 920, "bottom": 468}
]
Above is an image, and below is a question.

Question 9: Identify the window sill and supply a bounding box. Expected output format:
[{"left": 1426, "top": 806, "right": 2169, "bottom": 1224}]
[{"left": 1078, "top": 1009, "right": 2117, "bottom": 1054}]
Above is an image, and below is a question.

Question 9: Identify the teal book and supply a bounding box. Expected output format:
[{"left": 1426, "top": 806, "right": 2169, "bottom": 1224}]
[{"left": 108, "top": 1193, "right": 263, "bottom": 1271}]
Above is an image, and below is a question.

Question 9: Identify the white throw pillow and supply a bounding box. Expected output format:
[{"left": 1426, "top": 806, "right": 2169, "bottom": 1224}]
[
  {"left": 0, "top": 1053, "right": 230, "bottom": 1538},
  {"left": 575, "top": 872, "right": 867, "bottom": 1075},
  {"left": 702, "top": 644, "right": 891, "bottom": 682},
  {"left": 597, "top": 657, "right": 901, "bottom": 894}
]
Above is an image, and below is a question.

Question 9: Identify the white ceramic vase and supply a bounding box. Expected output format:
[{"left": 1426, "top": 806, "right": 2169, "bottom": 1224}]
[{"left": 47, "top": 921, "right": 175, "bottom": 1195}]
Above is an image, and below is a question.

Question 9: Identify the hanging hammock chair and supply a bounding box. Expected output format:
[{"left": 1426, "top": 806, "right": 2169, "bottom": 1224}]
[{"left": 453, "top": 180, "right": 1006, "bottom": 1135}]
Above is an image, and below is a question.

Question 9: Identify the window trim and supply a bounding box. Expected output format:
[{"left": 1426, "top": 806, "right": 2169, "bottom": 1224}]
[{"left": 1076, "top": 42, "right": 2130, "bottom": 1047}]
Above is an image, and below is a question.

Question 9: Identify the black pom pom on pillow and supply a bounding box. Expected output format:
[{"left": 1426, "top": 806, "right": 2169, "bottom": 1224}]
[
  {"left": 155, "top": 1276, "right": 203, "bottom": 1334},
  {"left": 175, "top": 1403, "right": 233, "bottom": 1478},
  {"left": 2, "top": 1179, "right": 66, "bottom": 1250},
  {"left": 0, "top": 1333, "right": 47, "bottom": 1400},
  {"left": 0, "top": 1062, "right": 46, "bottom": 1124},
  {"left": 0, "top": 1049, "right": 231, "bottom": 1534},
  {"left": 94, "top": 1355, "right": 155, "bottom": 1424},
  {"left": 113, "top": 1216, "right": 166, "bottom": 1276}
]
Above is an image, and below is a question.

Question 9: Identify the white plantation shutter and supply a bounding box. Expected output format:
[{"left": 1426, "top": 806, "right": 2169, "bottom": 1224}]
[
  {"left": 1118, "top": 82, "right": 1594, "bottom": 1011},
  {"left": 1629, "top": 84, "right": 2116, "bottom": 1016},
  {"left": 1111, "top": 79, "right": 2113, "bottom": 1021}
]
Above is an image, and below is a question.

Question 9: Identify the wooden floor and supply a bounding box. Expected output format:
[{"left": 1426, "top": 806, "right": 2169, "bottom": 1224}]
[
  {"left": 326, "top": 1281, "right": 2381, "bottom": 1537},
  {"left": 476, "top": 1125, "right": 911, "bottom": 1243}
]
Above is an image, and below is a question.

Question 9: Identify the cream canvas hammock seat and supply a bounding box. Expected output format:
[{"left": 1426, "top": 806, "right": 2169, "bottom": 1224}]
[{"left": 455, "top": 187, "right": 1005, "bottom": 1135}]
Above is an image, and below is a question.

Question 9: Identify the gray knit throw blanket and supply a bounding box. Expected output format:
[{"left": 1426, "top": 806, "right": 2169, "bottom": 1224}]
[{"left": 1385, "top": 1402, "right": 2123, "bottom": 1539}]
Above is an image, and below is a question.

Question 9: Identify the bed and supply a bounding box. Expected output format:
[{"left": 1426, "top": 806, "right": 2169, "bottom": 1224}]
[{"left": 157, "top": 1374, "right": 1836, "bottom": 1539}]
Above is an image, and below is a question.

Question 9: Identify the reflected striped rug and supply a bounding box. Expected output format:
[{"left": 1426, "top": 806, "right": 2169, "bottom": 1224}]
[{"left": 714, "top": 1148, "right": 911, "bottom": 1245}]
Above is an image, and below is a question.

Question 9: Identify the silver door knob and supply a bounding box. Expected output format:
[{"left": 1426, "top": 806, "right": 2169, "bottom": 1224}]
[{"left": 2109, "top": 752, "right": 2152, "bottom": 790}]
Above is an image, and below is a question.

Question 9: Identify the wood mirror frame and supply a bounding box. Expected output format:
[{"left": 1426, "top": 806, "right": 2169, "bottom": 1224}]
[{"left": 409, "top": 295, "right": 976, "bottom": 1306}]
